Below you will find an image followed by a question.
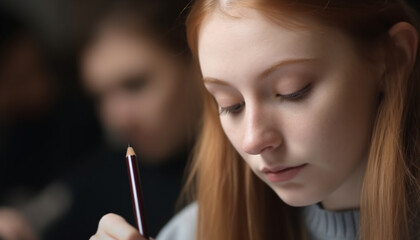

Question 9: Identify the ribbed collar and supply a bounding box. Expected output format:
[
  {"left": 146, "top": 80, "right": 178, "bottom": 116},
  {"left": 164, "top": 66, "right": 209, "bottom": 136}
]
[{"left": 302, "top": 203, "right": 360, "bottom": 240}]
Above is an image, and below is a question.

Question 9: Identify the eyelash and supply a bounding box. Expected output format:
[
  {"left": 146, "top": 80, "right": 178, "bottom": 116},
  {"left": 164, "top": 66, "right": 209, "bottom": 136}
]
[
  {"left": 276, "top": 83, "right": 312, "bottom": 101},
  {"left": 218, "top": 84, "right": 312, "bottom": 115},
  {"left": 219, "top": 101, "right": 245, "bottom": 115}
]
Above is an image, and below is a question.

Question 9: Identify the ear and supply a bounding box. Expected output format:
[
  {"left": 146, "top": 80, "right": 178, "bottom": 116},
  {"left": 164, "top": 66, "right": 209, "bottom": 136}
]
[{"left": 388, "top": 22, "right": 419, "bottom": 69}]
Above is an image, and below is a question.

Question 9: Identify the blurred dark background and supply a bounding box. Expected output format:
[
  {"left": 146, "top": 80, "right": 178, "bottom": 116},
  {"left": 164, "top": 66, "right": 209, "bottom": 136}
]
[{"left": 0, "top": 0, "right": 198, "bottom": 239}]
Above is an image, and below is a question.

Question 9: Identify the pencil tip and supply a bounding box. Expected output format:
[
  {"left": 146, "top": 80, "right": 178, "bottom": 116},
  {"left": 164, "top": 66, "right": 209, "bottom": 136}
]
[{"left": 126, "top": 144, "right": 136, "bottom": 157}]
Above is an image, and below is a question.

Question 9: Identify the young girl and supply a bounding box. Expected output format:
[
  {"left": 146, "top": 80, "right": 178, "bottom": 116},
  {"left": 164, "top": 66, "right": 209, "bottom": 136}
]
[{"left": 91, "top": 0, "right": 420, "bottom": 239}]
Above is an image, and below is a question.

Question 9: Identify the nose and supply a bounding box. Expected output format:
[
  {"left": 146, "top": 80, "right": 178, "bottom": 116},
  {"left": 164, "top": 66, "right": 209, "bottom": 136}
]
[
  {"left": 102, "top": 94, "right": 136, "bottom": 131},
  {"left": 241, "top": 106, "right": 282, "bottom": 155}
]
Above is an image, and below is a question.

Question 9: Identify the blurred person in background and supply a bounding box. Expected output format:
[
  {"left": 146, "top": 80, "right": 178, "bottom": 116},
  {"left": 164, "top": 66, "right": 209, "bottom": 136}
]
[
  {"left": 0, "top": 5, "right": 102, "bottom": 240},
  {"left": 44, "top": 0, "right": 202, "bottom": 239},
  {"left": 81, "top": 0, "right": 201, "bottom": 163}
]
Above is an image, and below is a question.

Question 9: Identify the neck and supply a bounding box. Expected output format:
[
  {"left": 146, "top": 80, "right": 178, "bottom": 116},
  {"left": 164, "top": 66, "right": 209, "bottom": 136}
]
[{"left": 321, "top": 158, "right": 367, "bottom": 211}]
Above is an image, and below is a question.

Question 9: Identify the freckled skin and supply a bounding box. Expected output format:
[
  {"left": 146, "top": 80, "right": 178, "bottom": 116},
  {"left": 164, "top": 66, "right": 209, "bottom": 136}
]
[{"left": 199, "top": 9, "right": 381, "bottom": 210}]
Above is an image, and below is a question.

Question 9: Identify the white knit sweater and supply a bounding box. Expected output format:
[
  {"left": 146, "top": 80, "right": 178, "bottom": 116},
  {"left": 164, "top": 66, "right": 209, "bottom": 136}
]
[{"left": 156, "top": 202, "right": 360, "bottom": 240}]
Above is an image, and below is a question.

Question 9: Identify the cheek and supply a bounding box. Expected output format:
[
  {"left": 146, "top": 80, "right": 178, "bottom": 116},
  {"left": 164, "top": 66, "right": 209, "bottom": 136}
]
[
  {"left": 287, "top": 76, "right": 377, "bottom": 169},
  {"left": 100, "top": 98, "right": 124, "bottom": 128},
  {"left": 133, "top": 91, "right": 162, "bottom": 128},
  {"left": 138, "top": 76, "right": 184, "bottom": 131},
  {"left": 100, "top": 105, "right": 113, "bottom": 128},
  {"left": 220, "top": 117, "right": 246, "bottom": 154},
  {"left": 220, "top": 117, "right": 263, "bottom": 174},
  {"left": 220, "top": 118, "right": 238, "bottom": 144}
]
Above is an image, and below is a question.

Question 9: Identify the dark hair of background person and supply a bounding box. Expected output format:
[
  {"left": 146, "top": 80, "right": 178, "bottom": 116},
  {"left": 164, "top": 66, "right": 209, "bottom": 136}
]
[{"left": 78, "top": 0, "right": 192, "bottom": 61}]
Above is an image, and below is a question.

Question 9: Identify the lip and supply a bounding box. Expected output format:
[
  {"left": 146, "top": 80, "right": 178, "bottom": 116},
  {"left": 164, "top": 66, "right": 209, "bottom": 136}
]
[{"left": 262, "top": 163, "right": 307, "bottom": 183}]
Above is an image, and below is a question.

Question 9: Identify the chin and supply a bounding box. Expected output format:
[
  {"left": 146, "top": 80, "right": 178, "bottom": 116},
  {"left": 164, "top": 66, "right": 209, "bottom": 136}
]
[{"left": 272, "top": 187, "right": 323, "bottom": 207}]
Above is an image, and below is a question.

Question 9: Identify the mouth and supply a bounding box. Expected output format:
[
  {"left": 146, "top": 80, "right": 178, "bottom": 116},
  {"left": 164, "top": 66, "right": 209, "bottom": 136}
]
[{"left": 261, "top": 163, "right": 307, "bottom": 183}]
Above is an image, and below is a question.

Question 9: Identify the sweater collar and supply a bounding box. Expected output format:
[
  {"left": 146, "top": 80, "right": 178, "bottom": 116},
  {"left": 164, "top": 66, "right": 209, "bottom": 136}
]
[{"left": 302, "top": 203, "right": 360, "bottom": 240}]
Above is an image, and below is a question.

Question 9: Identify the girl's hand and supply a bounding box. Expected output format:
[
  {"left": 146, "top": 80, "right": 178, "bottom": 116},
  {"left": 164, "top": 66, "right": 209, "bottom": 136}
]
[{"left": 90, "top": 213, "right": 153, "bottom": 240}]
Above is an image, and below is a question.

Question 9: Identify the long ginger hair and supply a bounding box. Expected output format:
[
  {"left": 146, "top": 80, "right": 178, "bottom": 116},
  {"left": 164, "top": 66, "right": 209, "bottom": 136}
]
[{"left": 183, "top": 0, "right": 420, "bottom": 239}]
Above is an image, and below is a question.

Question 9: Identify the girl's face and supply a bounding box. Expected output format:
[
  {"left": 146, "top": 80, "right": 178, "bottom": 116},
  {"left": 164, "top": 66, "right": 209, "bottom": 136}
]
[{"left": 199, "top": 9, "right": 382, "bottom": 210}]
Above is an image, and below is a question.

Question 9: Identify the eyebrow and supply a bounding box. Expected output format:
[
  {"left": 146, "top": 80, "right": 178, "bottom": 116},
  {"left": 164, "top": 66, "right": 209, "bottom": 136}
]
[{"left": 203, "top": 58, "right": 318, "bottom": 85}]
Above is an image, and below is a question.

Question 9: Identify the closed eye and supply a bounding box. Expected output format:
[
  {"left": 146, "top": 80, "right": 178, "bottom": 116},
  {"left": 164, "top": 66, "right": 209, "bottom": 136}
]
[
  {"left": 276, "top": 83, "right": 312, "bottom": 101},
  {"left": 219, "top": 101, "right": 245, "bottom": 115}
]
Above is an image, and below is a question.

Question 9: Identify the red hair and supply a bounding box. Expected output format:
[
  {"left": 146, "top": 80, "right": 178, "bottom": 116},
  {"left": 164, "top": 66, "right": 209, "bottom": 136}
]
[{"left": 183, "top": 0, "right": 420, "bottom": 239}]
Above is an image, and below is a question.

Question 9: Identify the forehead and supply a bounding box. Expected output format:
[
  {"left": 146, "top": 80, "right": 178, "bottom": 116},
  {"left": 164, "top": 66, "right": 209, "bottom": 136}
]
[
  {"left": 84, "top": 33, "right": 143, "bottom": 70},
  {"left": 83, "top": 29, "right": 160, "bottom": 86},
  {"left": 197, "top": 9, "right": 344, "bottom": 82}
]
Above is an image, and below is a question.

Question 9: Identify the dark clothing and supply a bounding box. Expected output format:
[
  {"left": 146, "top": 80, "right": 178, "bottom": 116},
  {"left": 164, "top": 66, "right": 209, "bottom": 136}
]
[
  {"left": 0, "top": 95, "right": 102, "bottom": 203},
  {"left": 45, "top": 146, "right": 189, "bottom": 239}
]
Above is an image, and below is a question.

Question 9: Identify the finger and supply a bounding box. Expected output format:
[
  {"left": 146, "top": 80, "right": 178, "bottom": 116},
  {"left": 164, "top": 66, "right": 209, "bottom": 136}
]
[
  {"left": 97, "top": 213, "right": 143, "bottom": 240},
  {"left": 90, "top": 234, "right": 116, "bottom": 240},
  {"left": 15, "top": 222, "right": 38, "bottom": 240},
  {"left": 89, "top": 235, "right": 100, "bottom": 240}
]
